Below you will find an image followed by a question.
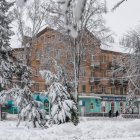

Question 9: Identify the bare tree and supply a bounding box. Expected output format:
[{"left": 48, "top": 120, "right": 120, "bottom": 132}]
[
  {"left": 12, "top": 0, "right": 49, "bottom": 65},
  {"left": 38, "top": 0, "right": 110, "bottom": 102},
  {"left": 112, "top": 0, "right": 128, "bottom": 11},
  {"left": 16, "top": 0, "right": 111, "bottom": 102},
  {"left": 61, "top": 0, "right": 108, "bottom": 101},
  {"left": 121, "top": 26, "right": 140, "bottom": 94}
]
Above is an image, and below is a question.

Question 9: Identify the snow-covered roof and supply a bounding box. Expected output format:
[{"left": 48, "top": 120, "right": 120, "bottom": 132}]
[
  {"left": 79, "top": 95, "right": 101, "bottom": 99},
  {"left": 100, "top": 42, "right": 132, "bottom": 54}
]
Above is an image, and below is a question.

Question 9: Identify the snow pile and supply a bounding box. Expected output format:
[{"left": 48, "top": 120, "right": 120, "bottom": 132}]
[{"left": 0, "top": 115, "right": 140, "bottom": 140}]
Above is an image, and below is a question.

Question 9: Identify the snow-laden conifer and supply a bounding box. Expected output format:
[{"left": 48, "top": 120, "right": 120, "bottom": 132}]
[
  {"left": 0, "top": 0, "right": 47, "bottom": 127},
  {"left": 40, "top": 70, "right": 79, "bottom": 125},
  {"left": 125, "top": 90, "right": 138, "bottom": 114}
]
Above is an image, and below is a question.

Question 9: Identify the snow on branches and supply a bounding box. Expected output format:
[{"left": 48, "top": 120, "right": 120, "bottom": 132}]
[
  {"left": 58, "top": 0, "right": 86, "bottom": 38},
  {"left": 49, "top": 82, "right": 78, "bottom": 124},
  {"left": 0, "top": 0, "right": 48, "bottom": 128},
  {"left": 0, "top": 51, "right": 16, "bottom": 87},
  {"left": 16, "top": 0, "right": 87, "bottom": 38},
  {"left": 125, "top": 90, "right": 138, "bottom": 114},
  {"left": 40, "top": 70, "right": 58, "bottom": 85},
  {"left": 0, "top": 0, "right": 14, "bottom": 50},
  {"left": 16, "top": 0, "right": 27, "bottom": 8},
  {"left": 40, "top": 70, "right": 79, "bottom": 125},
  {"left": 73, "top": 0, "right": 87, "bottom": 21},
  {"left": 0, "top": 86, "right": 47, "bottom": 128}
]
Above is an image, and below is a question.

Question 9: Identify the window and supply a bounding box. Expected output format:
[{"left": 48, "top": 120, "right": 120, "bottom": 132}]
[
  {"left": 124, "top": 87, "right": 127, "bottom": 94},
  {"left": 101, "top": 54, "right": 107, "bottom": 63},
  {"left": 35, "top": 69, "right": 39, "bottom": 76},
  {"left": 45, "top": 102, "right": 49, "bottom": 107},
  {"left": 81, "top": 67, "right": 86, "bottom": 77},
  {"left": 116, "top": 87, "right": 119, "bottom": 95},
  {"left": 120, "top": 87, "right": 123, "bottom": 95},
  {"left": 91, "top": 55, "right": 94, "bottom": 62},
  {"left": 56, "top": 49, "right": 60, "bottom": 59},
  {"left": 81, "top": 52, "right": 86, "bottom": 61},
  {"left": 102, "top": 87, "right": 106, "bottom": 93},
  {"left": 90, "top": 103, "right": 94, "bottom": 110},
  {"left": 45, "top": 43, "right": 51, "bottom": 52},
  {"left": 35, "top": 51, "right": 40, "bottom": 60},
  {"left": 45, "top": 85, "right": 49, "bottom": 91},
  {"left": 119, "top": 102, "right": 124, "bottom": 113},
  {"left": 102, "top": 70, "right": 106, "bottom": 77},
  {"left": 82, "top": 85, "right": 86, "bottom": 92},
  {"left": 111, "top": 102, "right": 115, "bottom": 113},
  {"left": 111, "top": 87, "right": 115, "bottom": 94},
  {"left": 91, "top": 85, "right": 94, "bottom": 93},
  {"left": 34, "top": 83, "right": 39, "bottom": 91},
  {"left": 101, "top": 101, "right": 106, "bottom": 112},
  {"left": 91, "top": 69, "right": 94, "bottom": 77},
  {"left": 96, "top": 85, "right": 101, "bottom": 93}
]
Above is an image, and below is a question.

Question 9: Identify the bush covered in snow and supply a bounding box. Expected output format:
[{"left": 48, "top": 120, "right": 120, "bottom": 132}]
[
  {"left": 125, "top": 90, "right": 138, "bottom": 114},
  {"left": 40, "top": 70, "right": 79, "bottom": 126}
]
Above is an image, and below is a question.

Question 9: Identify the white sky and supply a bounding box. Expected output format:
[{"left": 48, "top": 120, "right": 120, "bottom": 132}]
[{"left": 104, "top": 0, "right": 140, "bottom": 41}]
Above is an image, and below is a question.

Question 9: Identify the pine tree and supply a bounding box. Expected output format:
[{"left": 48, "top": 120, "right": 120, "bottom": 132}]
[
  {"left": 0, "top": 0, "right": 47, "bottom": 127},
  {"left": 0, "top": 0, "right": 13, "bottom": 50},
  {"left": 125, "top": 90, "right": 138, "bottom": 114},
  {"left": 0, "top": 0, "right": 15, "bottom": 87},
  {"left": 40, "top": 70, "right": 79, "bottom": 126}
]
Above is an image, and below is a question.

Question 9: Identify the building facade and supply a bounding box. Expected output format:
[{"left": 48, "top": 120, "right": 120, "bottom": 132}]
[
  {"left": 29, "top": 28, "right": 129, "bottom": 115},
  {"left": 78, "top": 45, "right": 128, "bottom": 115}
]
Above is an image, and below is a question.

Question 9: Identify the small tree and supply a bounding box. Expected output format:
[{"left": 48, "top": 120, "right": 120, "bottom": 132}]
[
  {"left": 125, "top": 90, "right": 138, "bottom": 114},
  {"left": 40, "top": 70, "right": 79, "bottom": 126}
]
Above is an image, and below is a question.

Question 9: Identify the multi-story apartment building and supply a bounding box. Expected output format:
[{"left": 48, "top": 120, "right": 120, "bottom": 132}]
[
  {"left": 79, "top": 48, "right": 128, "bottom": 95},
  {"left": 30, "top": 27, "right": 71, "bottom": 92},
  {"left": 22, "top": 27, "right": 130, "bottom": 115}
]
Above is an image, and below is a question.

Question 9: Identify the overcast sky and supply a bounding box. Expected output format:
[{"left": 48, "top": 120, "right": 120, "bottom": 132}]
[
  {"left": 104, "top": 0, "right": 140, "bottom": 41},
  {"left": 10, "top": 0, "right": 140, "bottom": 48}
]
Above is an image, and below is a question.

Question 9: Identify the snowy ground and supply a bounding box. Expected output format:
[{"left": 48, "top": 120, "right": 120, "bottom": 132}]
[{"left": 0, "top": 114, "right": 140, "bottom": 140}]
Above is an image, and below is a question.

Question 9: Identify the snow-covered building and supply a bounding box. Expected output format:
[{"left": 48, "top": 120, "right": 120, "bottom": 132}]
[
  {"left": 28, "top": 27, "right": 131, "bottom": 116},
  {"left": 78, "top": 42, "right": 130, "bottom": 116}
]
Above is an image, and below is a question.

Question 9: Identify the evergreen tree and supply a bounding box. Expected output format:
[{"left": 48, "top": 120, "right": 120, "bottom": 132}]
[
  {"left": 40, "top": 70, "right": 79, "bottom": 126},
  {"left": 0, "top": 0, "right": 47, "bottom": 127},
  {"left": 0, "top": 0, "right": 14, "bottom": 50},
  {"left": 0, "top": 0, "right": 15, "bottom": 87},
  {"left": 125, "top": 90, "right": 138, "bottom": 114}
]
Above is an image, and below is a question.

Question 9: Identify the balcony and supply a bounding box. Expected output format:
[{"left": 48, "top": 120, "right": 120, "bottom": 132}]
[
  {"left": 94, "top": 77, "right": 101, "bottom": 85},
  {"left": 109, "top": 78, "right": 128, "bottom": 86},
  {"left": 108, "top": 61, "right": 123, "bottom": 70},
  {"left": 89, "top": 77, "right": 100, "bottom": 84},
  {"left": 91, "top": 61, "right": 100, "bottom": 68},
  {"left": 96, "top": 90, "right": 102, "bottom": 94},
  {"left": 116, "top": 78, "right": 128, "bottom": 86},
  {"left": 109, "top": 78, "right": 115, "bottom": 84}
]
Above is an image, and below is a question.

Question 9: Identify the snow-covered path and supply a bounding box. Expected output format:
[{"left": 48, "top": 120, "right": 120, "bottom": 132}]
[{"left": 0, "top": 115, "right": 140, "bottom": 140}]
